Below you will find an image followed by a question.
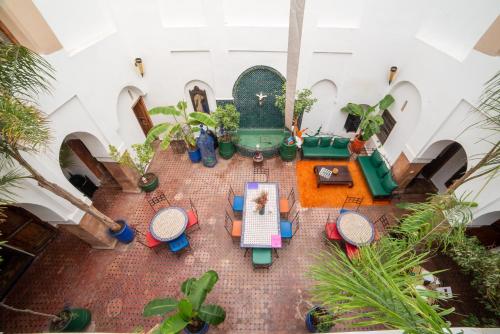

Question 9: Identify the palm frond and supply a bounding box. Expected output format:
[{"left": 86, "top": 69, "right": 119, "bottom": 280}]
[{"left": 0, "top": 156, "right": 27, "bottom": 202}]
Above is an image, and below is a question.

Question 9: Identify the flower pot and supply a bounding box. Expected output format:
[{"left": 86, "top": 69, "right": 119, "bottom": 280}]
[
  {"left": 109, "top": 219, "right": 135, "bottom": 244},
  {"left": 49, "top": 308, "right": 92, "bottom": 332},
  {"left": 218, "top": 140, "right": 235, "bottom": 159},
  {"left": 305, "top": 306, "right": 333, "bottom": 333},
  {"left": 350, "top": 135, "right": 366, "bottom": 153},
  {"left": 188, "top": 148, "right": 202, "bottom": 163},
  {"left": 138, "top": 173, "right": 158, "bottom": 193},
  {"left": 279, "top": 140, "right": 297, "bottom": 161},
  {"left": 183, "top": 321, "right": 209, "bottom": 334}
]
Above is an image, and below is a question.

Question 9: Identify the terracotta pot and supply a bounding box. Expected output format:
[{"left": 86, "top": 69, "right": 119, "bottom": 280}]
[{"left": 350, "top": 135, "right": 366, "bottom": 153}]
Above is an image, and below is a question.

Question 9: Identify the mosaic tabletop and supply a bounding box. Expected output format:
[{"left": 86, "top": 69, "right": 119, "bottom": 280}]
[
  {"left": 149, "top": 207, "right": 188, "bottom": 242},
  {"left": 241, "top": 182, "right": 281, "bottom": 248},
  {"left": 337, "top": 211, "right": 374, "bottom": 246}
]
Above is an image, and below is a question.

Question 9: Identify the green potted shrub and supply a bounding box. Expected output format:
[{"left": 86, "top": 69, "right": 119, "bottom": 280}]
[
  {"left": 305, "top": 306, "right": 334, "bottom": 333},
  {"left": 143, "top": 270, "right": 225, "bottom": 334},
  {"left": 212, "top": 104, "right": 240, "bottom": 159},
  {"left": 341, "top": 94, "right": 395, "bottom": 153},
  {"left": 275, "top": 82, "right": 317, "bottom": 129},
  {"left": 109, "top": 143, "right": 157, "bottom": 192},
  {"left": 146, "top": 101, "right": 216, "bottom": 163}
]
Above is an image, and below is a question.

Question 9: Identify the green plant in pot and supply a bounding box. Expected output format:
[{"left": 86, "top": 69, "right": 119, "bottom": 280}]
[
  {"left": 143, "top": 270, "right": 226, "bottom": 334},
  {"left": 146, "top": 101, "right": 216, "bottom": 163},
  {"left": 341, "top": 94, "right": 394, "bottom": 153},
  {"left": 275, "top": 82, "right": 317, "bottom": 129},
  {"left": 305, "top": 306, "right": 334, "bottom": 333},
  {"left": 109, "top": 143, "right": 156, "bottom": 192},
  {"left": 212, "top": 104, "right": 240, "bottom": 159}
]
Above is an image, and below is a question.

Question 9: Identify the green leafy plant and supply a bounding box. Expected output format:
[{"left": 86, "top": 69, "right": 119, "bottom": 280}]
[
  {"left": 109, "top": 143, "right": 154, "bottom": 181},
  {"left": 146, "top": 101, "right": 216, "bottom": 151},
  {"left": 341, "top": 95, "right": 394, "bottom": 141},
  {"left": 275, "top": 83, "right": 317, "bottom": 126},
  {"left": 212, "top": 104, "right": 240, "bottom": 142},
  {"left": 0, "top": 42, "right": 121, "bottom": 231},
  {"left": 310, "top": 308, "right": 334, "bottom": 332},
  {"left": 143, "top": 270, "right": 226, "bottom": 334}
]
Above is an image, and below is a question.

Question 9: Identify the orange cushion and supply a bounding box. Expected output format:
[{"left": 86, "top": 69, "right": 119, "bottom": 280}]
[
  {"left": 325, "top": 223, "right": 342, "bottom": 240},
  {"left": 346, "top": 243, "right": 359, "bottom": 259},
  {"left": 186, "top": 210, "right": 198, "bottom": 228},
  {"left": 146, "top": 231, "right": 162, "bottom": 248},
  {"left": 279, "top": 198, "right": 290, "bottom": 213},
  {"left": 231, "top": 220, "right": 242, "bottom": 237}
]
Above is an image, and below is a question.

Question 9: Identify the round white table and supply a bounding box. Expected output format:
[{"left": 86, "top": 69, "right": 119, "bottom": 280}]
[
  {"left": 149, "top": 207, "right": 188, "bottom": 242},
  {"left": 336, "top": 211, "right": 374, "bottom": 246}
]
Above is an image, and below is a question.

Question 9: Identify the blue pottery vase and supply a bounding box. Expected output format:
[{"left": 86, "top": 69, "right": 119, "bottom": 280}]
[
  {"left": 109, "top": 219, "right": 135, "bottom": 244},
  {"left": 187, "top": 147, "right": 202, "bottom": 163}
]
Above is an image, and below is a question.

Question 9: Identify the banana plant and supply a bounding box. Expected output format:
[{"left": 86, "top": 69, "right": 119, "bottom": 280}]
[
  {"left": 143, "top": 270, "right": 226, "bottom": 334},
  {"left": 341, "top": 94, "right": 395, "bottom": 141},
  {"left": 146, "top": 101, "right": 216, "bottom": 151}
]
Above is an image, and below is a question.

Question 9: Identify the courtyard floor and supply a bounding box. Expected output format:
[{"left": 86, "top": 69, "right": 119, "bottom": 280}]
[{"left": 1, "top": 148, "right": 402, "bottom": 333}]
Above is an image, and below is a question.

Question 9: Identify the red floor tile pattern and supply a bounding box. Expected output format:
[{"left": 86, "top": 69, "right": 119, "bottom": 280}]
[{"left": 0, "top": 149, "right": 396, "bottom": 333}]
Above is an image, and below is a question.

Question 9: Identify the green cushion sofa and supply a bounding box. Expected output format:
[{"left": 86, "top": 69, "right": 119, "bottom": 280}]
[
  {"left": 357, "top": 150, "right": 398, "bottom": 198},
  {"left": 301, "top": 136, "right": 350, "bottom": 159}
]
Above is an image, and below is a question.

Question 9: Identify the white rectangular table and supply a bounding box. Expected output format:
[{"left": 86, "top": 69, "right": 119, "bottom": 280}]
[{"left": 240, "top": 182, "right": 281, "bottom": 248}]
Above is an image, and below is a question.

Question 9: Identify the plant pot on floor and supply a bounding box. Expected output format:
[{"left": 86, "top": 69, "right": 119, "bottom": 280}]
[
  {"left": 183, "top": 319, "right": 209, "bottom": 334},
  {"left": 305, "top": 306, "right": 333, "bottom": 333},
  {"left": 109, "top": 219, "right": 135, "bottom": 244},
  {"left": 350, "top": 135, "right": 366, "bottom": 154},
  {"left": 188, "top": 147, "right": 202, "bottom": 163},
  {"left": 138, "top": 172, "right": 159, "bottom": 193},
  {"left": 49, "top": 308, "right": 92, "bottom": 332},
  {"left": 218, "top": 140, "right": 235, "bottom": 159},
  {"left": 279, "top": 140, "right": 297, "bottom": 161}
]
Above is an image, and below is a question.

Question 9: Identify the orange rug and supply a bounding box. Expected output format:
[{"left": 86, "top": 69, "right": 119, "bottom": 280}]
[{"left": 296, "top": 160, "right": 391, "bottom": 208}]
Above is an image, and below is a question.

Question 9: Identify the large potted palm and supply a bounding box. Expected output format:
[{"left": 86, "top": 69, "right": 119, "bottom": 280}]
[
  {"left": 0, "top": 43, "right": 122, "bottom": 234},
  {"left": 146, "top": 101, "right": 216, "bottom": 163},
  {"left": 212, "top": 104, "right": 240, "bottom": 159},
  {"left": 109, "top": 143, "right": 157, "bottom": 192},
  {"left": 143, "top": 270, "right": 226, "bottom": 334},
  {"left": 341, "top": 94, "right": 395, "bottom": 153}
]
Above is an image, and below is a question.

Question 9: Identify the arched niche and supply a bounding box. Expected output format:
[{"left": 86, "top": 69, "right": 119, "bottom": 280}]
[
  {"left": 383, "top": 81, "right": 422, "bottom": 162},
  {"left": 116, "top": 85, "right": 147, "bottom": 147},
  {"left": 302, "top": 79, "right": 338, "bottom": 134},
  {"left": 14, "top": 203, "right": 66, "bottom": 224},
  {"left": 184, "top": 80, "right": 216, "bottom": 113}
]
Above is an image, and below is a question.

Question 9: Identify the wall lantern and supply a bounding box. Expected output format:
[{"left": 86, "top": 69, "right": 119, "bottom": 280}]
[
  {"left": 134, "top": 57, "right": 144, "bottom": 77},
  {"left": 388, "top": 66, "right": 398, "bottom": 85}
]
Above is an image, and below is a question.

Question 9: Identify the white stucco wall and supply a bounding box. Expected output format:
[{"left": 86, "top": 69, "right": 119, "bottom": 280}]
[{"left": 5, "top": 0, "right": 499, "bottom": 226}]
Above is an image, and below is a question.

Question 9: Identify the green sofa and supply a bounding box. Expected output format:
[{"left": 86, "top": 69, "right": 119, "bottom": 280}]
[
  {"left": 301, "top": 136, "right": 350, "bottom": 159},
  {"left": 357, "top": 150, "right": 398, "bottom": 198}
]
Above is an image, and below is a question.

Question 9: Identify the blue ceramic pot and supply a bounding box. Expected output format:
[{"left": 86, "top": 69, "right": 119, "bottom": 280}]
[
  {"left": 188, "top": 148, "right": 202, "bottom": 163},
  {"left": 183, "top": 322, "right": 209, "bottom": 334},
  {"left": 109, "top": 219, "right": 135, "bottom": 243}
]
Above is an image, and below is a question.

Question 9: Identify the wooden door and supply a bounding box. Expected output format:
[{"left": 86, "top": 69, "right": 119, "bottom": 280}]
[
  {"left": 0, "top": 206, "right": 57, "bottom": 298},
  {"left": 65, "top": 139, "right": 105, "bottom": 179},
  {"left": 132, "top": 96, "right": 153, "bottom": 135}
]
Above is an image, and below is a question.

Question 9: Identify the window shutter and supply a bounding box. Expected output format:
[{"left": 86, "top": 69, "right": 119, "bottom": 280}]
[{"left": 377, "top": 110, "right": 396, "bottom": 144}]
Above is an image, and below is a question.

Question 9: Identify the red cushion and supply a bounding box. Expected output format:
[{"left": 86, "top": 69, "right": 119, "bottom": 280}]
[
  {"left": 186, "top": 210, "right": 198, "bottom": 229},
  {"left": 345, "top": 243, "right": 359, "bottom": 259},
  {"left": 146, "top": 232, "right": 162, "bottom": 248},
  {"left": 325, "top": 223, "right": 342, "bottom": 240}
]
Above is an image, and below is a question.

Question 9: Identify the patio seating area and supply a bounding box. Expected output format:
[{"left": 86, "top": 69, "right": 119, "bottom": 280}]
[{"left": 0, "top": 148, "right": 399, "bottom": 333}]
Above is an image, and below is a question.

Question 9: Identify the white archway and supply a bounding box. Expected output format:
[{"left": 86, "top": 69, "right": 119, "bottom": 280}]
[
  {"left": 471, "top": 211, "right": 500, "bottom": 227},
  {"left": 116, "top": 85, "right": 147, "bottom": 147},
  {"left": 383, "top": 81, "right": 422, "bottom": 162},
  {"left": 302, "top": 79, "right": 338, "bottom": 134},
  {"left": 184, "top": 80, "right": 216, "bottom": 113},
  {"left": 14, "top": 203, "right": 66, "bottom": 225}
]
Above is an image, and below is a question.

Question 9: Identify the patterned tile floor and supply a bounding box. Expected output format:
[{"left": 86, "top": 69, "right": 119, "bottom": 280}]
[{"left": 0, "top": 149, "right": 399, "bottom": 333}]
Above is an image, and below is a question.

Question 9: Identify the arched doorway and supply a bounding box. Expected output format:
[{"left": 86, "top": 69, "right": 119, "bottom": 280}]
[
  {"left": 410, "top": 140, "right": 468, "bottom": 194},
  {"left": 302, "top": 79, "right": 338, "bottom": 134},
  {"left": 467, "top": 211, "right": 500, "bottom": 248},
  {"left": 233, "top": 65, "right": 285, "bottom": 129},
  {"left": 59, "top": 132, "right": 119, "bottom": 197},
  {"left": 0, "top": 205, "right": 58, "bottom": 298},
  {"left": 117, "top": 86, "right": 151, "bottom": 147}
]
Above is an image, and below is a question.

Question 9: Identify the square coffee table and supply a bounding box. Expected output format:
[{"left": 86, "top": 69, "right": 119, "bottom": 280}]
[{"left": 313, "top": 165, "right": 353, "bottom": 188}]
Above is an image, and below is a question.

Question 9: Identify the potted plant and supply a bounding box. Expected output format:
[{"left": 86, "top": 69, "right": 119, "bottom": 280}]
[
  {"left": 305, "top": 306, "right": 334, "bottom": 333},
  {"left": 341, "top": 94, "right": 395, "bottom": 153},
  {"left": 143, "top": 270, "right": 226, "bottom": 334},
  {"left": 275, "top": 82, "right": 317, "bottom": 129},
  {"left": 0, "top": 303, "right": 91, "bottom": 333},
  {"left": 146, "top": 101, "right": 217, "bottom": 163},
  {"left": 109, "top": 143, "right": 156, "bottom": 192},
  {"left": 212, "top": 104, "right": 240, "bottom": 159}
]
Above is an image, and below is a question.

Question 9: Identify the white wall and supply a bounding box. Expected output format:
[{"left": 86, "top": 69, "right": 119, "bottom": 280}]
[{"left": 4, "top": 0, "right": 498, "bottom": 225}]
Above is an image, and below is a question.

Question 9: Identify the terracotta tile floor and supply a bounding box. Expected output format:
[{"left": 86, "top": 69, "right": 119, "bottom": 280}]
[{"left": 0, "top": 149, "right": 398, "bottom": 333}]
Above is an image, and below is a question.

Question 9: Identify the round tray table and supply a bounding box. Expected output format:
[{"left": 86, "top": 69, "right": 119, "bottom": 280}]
[
  {"left": 336, "top": 211, "right": 374, "bottom": 246},
  {"left": 149, "top": 207, "right": 188, "bottom": 242}
]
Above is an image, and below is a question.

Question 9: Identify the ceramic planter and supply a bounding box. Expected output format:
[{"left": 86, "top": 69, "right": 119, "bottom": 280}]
[
  {"left": 48, "top": 308, "right": 92, "bottom": 332},
  {"left": 218, "top": 140, "right": 235, "bottom": 159},
  {"left": 183, "top": 321, "right": 209, "bottom": 334},
  {"left": 138, "top": 173, "right": 159, "bottom": 193},
  {"left": 350, "top": 135, "right": 366, "bottom": 153},
  {"left": 109, "top": 219, "right": 135, "bottom": 244},
  {"left": 279, "top": 140, "right": 297, "bottom": 161},
  {"left": 188, "top": 147, "right": 202, "bottom": 163},
  {"left": 305, "top": 306, "right": 333, "bottom": 333}
]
